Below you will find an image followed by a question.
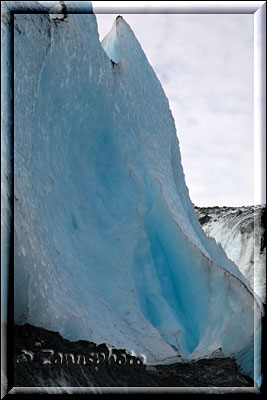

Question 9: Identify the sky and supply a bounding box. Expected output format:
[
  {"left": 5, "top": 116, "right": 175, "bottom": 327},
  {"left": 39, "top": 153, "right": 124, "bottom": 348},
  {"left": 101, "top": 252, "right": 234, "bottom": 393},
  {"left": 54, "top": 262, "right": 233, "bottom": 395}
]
[{"left": 92, "top": 1, "right": 255, "bottom": 207}]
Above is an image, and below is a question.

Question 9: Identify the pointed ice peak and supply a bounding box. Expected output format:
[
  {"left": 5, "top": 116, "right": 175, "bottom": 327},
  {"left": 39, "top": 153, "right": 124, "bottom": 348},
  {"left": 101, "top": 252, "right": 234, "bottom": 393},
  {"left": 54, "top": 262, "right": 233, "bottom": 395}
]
[
  {"left": 114, "top": 15, "right": 126, "bottom": 26},
  {"left": 101, "top": 17, "right": 121, "bottom": 64},
  {"left": 115, "top": 15, "right": 135, "bottom": 37},
  {"left": 101, "top": 14, "right": 140, "bottom": 65}
]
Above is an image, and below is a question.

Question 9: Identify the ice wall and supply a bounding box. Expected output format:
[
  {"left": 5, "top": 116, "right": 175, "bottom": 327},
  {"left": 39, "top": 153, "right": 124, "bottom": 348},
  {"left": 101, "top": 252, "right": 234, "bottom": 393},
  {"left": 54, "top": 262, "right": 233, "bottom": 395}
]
[{"left": 1, "top": 1, "right": 262, "bottom": 380}]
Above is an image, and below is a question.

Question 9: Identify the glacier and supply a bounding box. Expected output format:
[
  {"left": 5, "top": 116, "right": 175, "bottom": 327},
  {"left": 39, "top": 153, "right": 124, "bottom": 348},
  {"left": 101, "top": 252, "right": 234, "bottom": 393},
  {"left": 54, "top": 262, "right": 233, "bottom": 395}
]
[
  {"left": 196, "top": 205, "right": 266, "bottom": 303},
  {"left": 1, "top": 1, "right": 263, "bottom": 382}
]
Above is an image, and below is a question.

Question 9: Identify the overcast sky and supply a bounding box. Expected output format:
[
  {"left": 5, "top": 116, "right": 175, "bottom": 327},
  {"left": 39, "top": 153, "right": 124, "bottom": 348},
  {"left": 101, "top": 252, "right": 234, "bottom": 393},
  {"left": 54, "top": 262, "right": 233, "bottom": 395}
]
[{"left": 92, "top": 2, "right": 254, "bottom": 207}]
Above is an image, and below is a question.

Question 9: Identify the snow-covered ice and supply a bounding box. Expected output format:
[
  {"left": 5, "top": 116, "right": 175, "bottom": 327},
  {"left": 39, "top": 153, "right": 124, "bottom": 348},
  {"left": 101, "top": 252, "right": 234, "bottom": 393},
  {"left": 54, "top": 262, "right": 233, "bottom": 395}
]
[{"left": 1, "top": 1, "right": 263, "bottom": 381}]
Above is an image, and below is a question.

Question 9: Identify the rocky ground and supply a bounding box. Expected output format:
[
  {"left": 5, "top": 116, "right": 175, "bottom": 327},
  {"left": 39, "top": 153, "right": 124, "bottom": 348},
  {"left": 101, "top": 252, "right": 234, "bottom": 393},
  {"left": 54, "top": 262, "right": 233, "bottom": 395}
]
[{"left": 10, "top": 323, "right": 254, "bottom": 389}]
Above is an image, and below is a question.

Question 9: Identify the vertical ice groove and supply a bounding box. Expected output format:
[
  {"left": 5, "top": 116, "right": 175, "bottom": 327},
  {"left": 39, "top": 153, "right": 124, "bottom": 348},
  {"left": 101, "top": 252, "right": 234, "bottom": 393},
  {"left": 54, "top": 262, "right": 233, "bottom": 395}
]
[{"left": 2, "top": 5, "right": 262, "bottom": 381}]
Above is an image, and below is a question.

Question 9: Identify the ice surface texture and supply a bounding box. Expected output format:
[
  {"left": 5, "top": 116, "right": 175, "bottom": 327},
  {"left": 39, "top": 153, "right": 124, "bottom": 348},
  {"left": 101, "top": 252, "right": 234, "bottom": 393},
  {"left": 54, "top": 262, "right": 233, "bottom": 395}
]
[
  {"left": 196, "top": 205, "right": 266, "bottom": 303},
  {"left": 1, "top": 1, "right": 262, "bottom": 380}
]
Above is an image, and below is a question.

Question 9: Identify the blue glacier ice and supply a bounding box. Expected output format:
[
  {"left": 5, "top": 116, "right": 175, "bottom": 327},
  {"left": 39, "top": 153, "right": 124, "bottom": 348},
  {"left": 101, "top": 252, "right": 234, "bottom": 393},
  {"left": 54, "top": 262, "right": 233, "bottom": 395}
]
[{"left": 1, "top": 1, "right": 263, "bottom": 382}]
